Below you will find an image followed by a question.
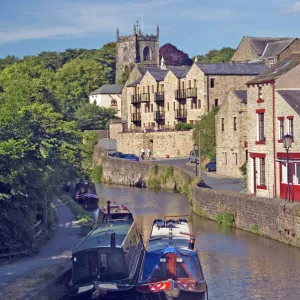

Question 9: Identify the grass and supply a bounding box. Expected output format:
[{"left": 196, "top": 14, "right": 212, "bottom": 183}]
[
  {"left": 91, "top": 165, "right": 103, "bottom": 183},
  {"left": 216, "top": 212, "right": 235, "bottom": 227},
  {"left": 251, "top": 224, "right": 259, "bottom": 233}
]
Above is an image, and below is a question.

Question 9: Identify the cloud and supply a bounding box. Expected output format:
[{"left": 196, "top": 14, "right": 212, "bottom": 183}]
[
  {"left": 281, "top": 2, "right": 300, "bottom": 13},
  {"left": 0, "top": 0, "right": 234, "bottom": 43}
]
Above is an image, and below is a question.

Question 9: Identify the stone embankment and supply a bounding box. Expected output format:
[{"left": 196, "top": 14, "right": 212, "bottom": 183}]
[{"left": 94, "top": 149, "right": 300, "bottom": 248}]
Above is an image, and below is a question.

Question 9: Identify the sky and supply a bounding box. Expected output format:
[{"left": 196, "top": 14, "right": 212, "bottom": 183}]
[{"left": 1, "top": 0, "right": 300, "bottom": 59}]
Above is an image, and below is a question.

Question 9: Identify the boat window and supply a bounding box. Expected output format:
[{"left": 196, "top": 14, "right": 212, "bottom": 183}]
[
  {"left": 176, "top": 263, "right": 189, "bottom": 278},
  {"left": 151, "top": 261, "right": 167, "bottom": 279},
  {"left": 110, "top": 214, "right": 132, "bottom": 220}
]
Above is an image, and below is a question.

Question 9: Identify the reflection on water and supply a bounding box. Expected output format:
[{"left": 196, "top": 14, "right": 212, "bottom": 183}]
[{"left": 95, "top": 184, "right": 300, "bottom": 300}]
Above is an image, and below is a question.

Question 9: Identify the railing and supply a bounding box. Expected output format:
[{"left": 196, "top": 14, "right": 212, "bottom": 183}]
[
  {"left": 186, "top": 88, "right": 197, "bottom": 98},
  {"left": 131, "top": 112, "right": 141, "bottom": 123},
  {"left": 154, "top": 111, "right": 165, "bottom": 121},
  {"left": 175, "top": 89, "right": 186, "bottom": 100},
  {"left": 125, "top": 125, "right": 177, "bottom": 133},
  {"left": 131, "top": 94, "right": 141, "bottom": 105},
  {"left": 140, "top": 93, "right": 150, "bottom": 103},
  {"left": 175, "top": 109, "right": 187, "bottom": 120},
  {"left": 154, "top": 92, "right": 164, "bottom": 102}
]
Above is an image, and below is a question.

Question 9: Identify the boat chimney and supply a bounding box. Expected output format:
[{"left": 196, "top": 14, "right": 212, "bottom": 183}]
[
  {"left": 111, "top": 232, "right": 116, "bottom": 247},
  {"left": 107, "top": 200, "right": 111, "bottom": 216},
  {"left": 188, "top": 236, "right": 195, "bottom": 250}
]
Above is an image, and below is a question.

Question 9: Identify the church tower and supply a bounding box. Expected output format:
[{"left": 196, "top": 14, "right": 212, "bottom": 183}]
[{"left": 115, "top": 23, "right": 160, "bottom": 83}]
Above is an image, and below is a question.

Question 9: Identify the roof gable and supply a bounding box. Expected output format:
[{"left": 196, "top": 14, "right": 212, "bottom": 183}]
[
  {"left": 234, "top": 90, "right": 247, "bottom": 104},
  {"left": 262, "top": 39, "right": 296, "bottom": 59}
]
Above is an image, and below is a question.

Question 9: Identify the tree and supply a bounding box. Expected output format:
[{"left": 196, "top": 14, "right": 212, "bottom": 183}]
[
  {"left": 0, "top": 55, "right": 20, "bottom": 70},
  {"left": 74, "top": 102, "right": 116, "bottom": 131},
  {"left": 159, "top": 43, "right": 193, "bottom": 66},
  {"left": 195, "top": 47, "right": 235, "bottom": 63}
]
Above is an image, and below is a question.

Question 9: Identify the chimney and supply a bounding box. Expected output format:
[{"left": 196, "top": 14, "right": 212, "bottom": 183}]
[
  {"left": 194, "top": 56, "right": 198, "bottom": 63},
  {"left": 160, "top": 56, "right": 166, "bottom": 70}
]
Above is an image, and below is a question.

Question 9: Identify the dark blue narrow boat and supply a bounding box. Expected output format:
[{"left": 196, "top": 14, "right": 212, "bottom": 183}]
[
  {"left": 74, "top": 180, "right": 98, "bottom": 208},
  {"left": 68, "top": 217, "right": 144, "bottom": 299},
  {"left": 137, "top": 218, "right": 207, "bottom": 300}
]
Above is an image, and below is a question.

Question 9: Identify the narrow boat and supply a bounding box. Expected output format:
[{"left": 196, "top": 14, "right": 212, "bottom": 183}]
[
  {"left": 74, "top": 180, "right": 98, "bottom": 207},
  {"left": 68, "top": 217, "right": 144, "bottom": 299},
  {"left": 97, "top": 201, "right": 134, "bottom": 224},
  {"left": 137, "top": 218, "right": 207, "bottom": 300}
]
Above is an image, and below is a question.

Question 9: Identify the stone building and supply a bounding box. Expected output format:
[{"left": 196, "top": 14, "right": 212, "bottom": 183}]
[
  {"left": 246, "top": 53, "right": 300, "bottom": 201},
  {"left": 115, "top": 23, "right": 159, "bottom": 83},
  {"left": 231, "top": 36, "right": 300, "bottom": 67},
  {"left": 89, "top": 84, "right": 123, "bottom": 118},
  {"left": 215, "top": 90, "right": 247, "bottom": 178},
  {"left": 126, "top": 61, "right": 266, "bottom": 130}
]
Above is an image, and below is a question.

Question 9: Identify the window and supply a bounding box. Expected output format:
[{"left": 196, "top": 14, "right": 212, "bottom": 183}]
[
  {"left": 258, "top": 113, "right": 264, "bottom": 141},
  {"left": 188, "top": 80, "right": 191, "bottom": 88},
  {"left": 221, "top": 118, "right": 224, "bottom": 131},
  {"left": 210, "top": 78, "right": 215, "bottom": 88},
  {"left": 147, "top": 86, "right": 150, "bottom": 94},
  {"left": 151, "top": 104, "right": 153, "bottom": 112},
  {"left": 222, "top": 152, "right": 227, "bottom": 165},
  {"left": 194, "top": 79, "right": 197, "bottom": 87},
  {"left": 233, "top": 117, "right": 237, "bottom": 130},
  {"left": 289, "top": 118, "right": 294, "bottom": 136},
  {"left": 190, "top": 120, "right": 194, "bottom": 125},
  {"left": 191, "top": 100, "right": 193, "bottom": 110},
  {"left": 260, "top": 158, "right": 266, "bottom": 185},
  {"left": 294, "top": 164, "right": 300, "bottom": 185},
  {"left": 279, "top": 119, "right": 284, "bottom": 140},
  {"left": 173, "top": 102, "right": 175, "bottom": 111},
  {"left": 167, "top": 102, "right": 170, "bottom": 111},
  {"left": 160, "top": 84, "right": 164, "bottom": 92},
  {"left": 258, "top": 85, "right": 263, "bottom": 99},
  {"left": 233, "top": 153, "right": 238, "bottom": 165},
  {"left": 198, "top": 99, "right": 201, "bottom": 108},
  {"left": 143, "top": 86, "right": 145, "bottom": 93},
  {"left": 214, "top": 99, "right": 219, "bottom": 106},
  {"left": 269, "top": 58, "right": 274, "bottom": 67},
  {"left": 152, "top": 85, "right": 154, "bottom": 93}
]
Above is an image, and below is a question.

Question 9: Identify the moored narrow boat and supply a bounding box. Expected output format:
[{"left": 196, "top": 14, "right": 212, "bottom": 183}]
[
  {"left": 74, "top": 180, "right": 98, "bottom": 207},
  {"left": 68, "top": 218, "right": 144, "bottom": 299},
  {"left": 137, "top": 218, "right": 207, "bottom": 300}
]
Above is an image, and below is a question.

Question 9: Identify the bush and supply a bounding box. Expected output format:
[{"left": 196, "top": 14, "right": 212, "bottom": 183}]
[
  {"left": 216, "top": 212, "right": 235, "bottom": 227},
  {"left": 91, "top": 165, "right": 103, "bottom": 183},
  {"left": 251, "top": 224, "right": 259, "bottom": 233},
  {"left": 175, "top": 122, "right": 193, "bottom": 131}
]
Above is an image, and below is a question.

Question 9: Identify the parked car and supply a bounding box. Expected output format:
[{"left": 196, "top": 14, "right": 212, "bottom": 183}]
[
  {"left": 108, "top": 151, "right": 124, "bottom": 158},
  {"left": 123, "top": 154, "right": 139, "bottom": 162},
  {"left": 189, "top": 151, "right": 199, "bottom": 164},
  {"left": 205, "top": 159, "right": 216, "bottom": 172}
]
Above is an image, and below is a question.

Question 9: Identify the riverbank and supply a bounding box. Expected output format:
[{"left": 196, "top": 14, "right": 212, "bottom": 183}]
[{"left": 94, "top": 151, "right": 300, "bottom": 248}]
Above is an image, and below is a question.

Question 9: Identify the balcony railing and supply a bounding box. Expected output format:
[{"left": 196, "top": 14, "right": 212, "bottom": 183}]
[
  {"left": 140, "top": 93, "right": 150, "bottom": 103},
  {"left": 154, "top": 92, "right": 165, "bottom": 102},
  {"left": 175, "top": 109, "right": 187, "bottom": 120},
  {"left": 175, "top": 89, "right": 186, "bottom": 100},
  {"left": 131, "top": 94, "right": 141, "bottom": 105},
  {"left": 131, "top": 112, "right": 141, "bottom": 123},
  {"left": 154, "top": 111, "right": 165, "bottom": 121},
  {"left": 186, "top": 88, "right": 197, "bottom": 98}
]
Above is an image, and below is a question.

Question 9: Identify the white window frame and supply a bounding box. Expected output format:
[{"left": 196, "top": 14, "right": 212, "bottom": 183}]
[{"left": 269, "top": 58, "right": 275, "bottom": 67}]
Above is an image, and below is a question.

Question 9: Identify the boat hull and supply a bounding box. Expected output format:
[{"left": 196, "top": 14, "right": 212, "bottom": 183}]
[{"left": 137, "top": 290, "right": 206, "bottom": 300}]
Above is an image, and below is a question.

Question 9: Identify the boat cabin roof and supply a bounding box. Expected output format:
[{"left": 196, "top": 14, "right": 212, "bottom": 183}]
[
  {"left": 99, "top": 202, "right": 132, "bottom": 215},
  {"left": 73, "top": 220, "right": 133, "bottom": 253},
  {"left": 148, "top": 219, "right": 193, "bottom": 253}
]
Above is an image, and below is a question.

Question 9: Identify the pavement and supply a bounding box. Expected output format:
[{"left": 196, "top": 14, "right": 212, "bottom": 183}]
[
  {"left": 0, "top": 200, "right": 81, "bottom": 287},
  {"left": 154, "top": 158, "right": 245, "bottom": 193}
]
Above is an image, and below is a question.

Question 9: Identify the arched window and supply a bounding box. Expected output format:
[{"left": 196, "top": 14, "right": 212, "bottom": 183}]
[
  {"left": 143, "top": 46, "right": 151, "bottom": 61},
  {"left": 111, "top": 99, "right": 117, "bottom": 107},
  {"left": 124, "top": 48, "right": 129, "bottom": 61}
]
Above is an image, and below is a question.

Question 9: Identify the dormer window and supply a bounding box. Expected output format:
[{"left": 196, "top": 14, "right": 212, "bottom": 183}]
[
  {"left": 258, "top": 86, "right": 263, "bottom": 100},
  {"left": 269, "top": 58, "right": 274, "bottom": 67}
]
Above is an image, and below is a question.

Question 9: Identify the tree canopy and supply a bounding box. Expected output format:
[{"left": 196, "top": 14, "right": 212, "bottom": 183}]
[
  {"left": 159, "top": 43, "right": 193, "bottom": 66},
  {"left": 195, "top": 47, "right": 235, "bottom": 63}
]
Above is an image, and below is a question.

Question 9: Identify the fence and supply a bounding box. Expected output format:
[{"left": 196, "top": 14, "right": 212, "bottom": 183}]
[{"left": 0, "top": 219, "right": 45, "bottom": 260}]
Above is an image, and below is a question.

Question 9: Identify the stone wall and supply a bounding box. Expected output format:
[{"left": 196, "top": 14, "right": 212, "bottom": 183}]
[
  {"left": 279, "top": 39, "right": 300, "bottom": 62},
  {"left": 116, "top": 131, "right": 194, "bottom": 158},
  {"left": 192, "top": 186, "right": 300, "bottom": 247},
  {"left": 109, "top": 123, "right": 123, "bottom": 140},
  {"left": 231, "top": 37, "right": 260, "bottom": 62}
]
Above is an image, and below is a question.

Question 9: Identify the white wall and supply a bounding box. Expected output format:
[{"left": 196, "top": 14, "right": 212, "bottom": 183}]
[{"left": 89, "top": 94, "right": 122, "bottom": 118}]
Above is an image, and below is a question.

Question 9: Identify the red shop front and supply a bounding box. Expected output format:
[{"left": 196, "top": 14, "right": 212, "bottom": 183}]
[{"left": 277, "top": 152, "right": 300, "bottom": 202}]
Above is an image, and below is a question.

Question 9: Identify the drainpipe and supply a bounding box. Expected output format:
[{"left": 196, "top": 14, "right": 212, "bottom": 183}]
[
  {"left": 206, "top": 75, "right": 210, "bottom": 112},
  {"left": 272, "top": 81, "right": 277, "bottom": 198}
]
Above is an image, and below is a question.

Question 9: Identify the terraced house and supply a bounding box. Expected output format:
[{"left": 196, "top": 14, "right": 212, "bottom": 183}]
[
  {"left": 246, "top": 53, "right": 300, "bottom": 201},
  {"left": 126, "top": 60, "right": 266, "bottom": 130}
]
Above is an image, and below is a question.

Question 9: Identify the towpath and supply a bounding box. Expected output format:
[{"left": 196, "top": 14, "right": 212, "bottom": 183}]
[{"left": 0, "top": 199, "right": 81, "bottom": 287}]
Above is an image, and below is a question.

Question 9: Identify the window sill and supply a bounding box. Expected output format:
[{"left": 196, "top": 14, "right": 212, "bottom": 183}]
[
  {"left": 255, "top": 140, "right": 266, "bottom": 145},
  {"left": 278, "top": 139, "right": 283, "bottom": 143},
  {"left": 257, "top": 185, "right": 267, "bottom": 190},
  {"left": 257, "top": 99, "right": 264, "bottom": 103}
]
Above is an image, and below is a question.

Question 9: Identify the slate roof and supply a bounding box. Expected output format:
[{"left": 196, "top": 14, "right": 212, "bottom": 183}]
[
  {"left": 126, "top": 78, "right": 142, "bottom": 87},
  {"left": 196, "top": 62, "right": 267, "bottom": 75},
  {"left": 89, "top": 84, "right": 123, "bottom": 95},
  {"left": 147, "top": 69, "right": 169, "bottom": 81},
  {"left": 168, "top": 66, "right": 191, "bottom": 78},
  {"left": 247, "top": 37, "right": 292, "bottom": 56},
  {"left": 277, "top": 90, "right": 300, "bottom": 115},
  {"left": 247, "top": 53, "right": 300, "bottom": 84},
  {"left": 234, "top": 90, "right": 247, "bottom": 104},
  {"left": 262, "top": 39, "right": 296, "bottom": 58}
]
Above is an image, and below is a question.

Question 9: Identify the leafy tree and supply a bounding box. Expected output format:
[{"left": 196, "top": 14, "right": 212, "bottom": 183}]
[
  {"left": 195, "top": 47, "right": 235, "bottom": 63},
  {"left": 74, "top": 102, "right": 116, "bottom": 131},
  {"left": 193, "top": 107, "right": 219, "bottom": 160},
  {"left": 0, "top": 55, "right": 20, "bottom": 70},
  {"left": 159, "top": 43, "right": 193, "bottom": 66}
]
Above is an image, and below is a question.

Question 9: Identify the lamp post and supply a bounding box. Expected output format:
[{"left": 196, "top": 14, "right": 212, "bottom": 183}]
[
  {"left": 283, "top": 134, "right": 293, "bottom": 202},
  {"left": 193, "top": 143, "right": 198, "bottom": 176}
]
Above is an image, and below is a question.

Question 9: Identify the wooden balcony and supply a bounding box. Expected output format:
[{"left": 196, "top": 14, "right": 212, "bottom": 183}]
[
  {"left": 175, "top": 109, "right": 187, "bottom": 120},
  {"left": 154, "top": 92, "right": 165, "bottom": 102},
  {"left": 131, "top": 112, "right": 141, "bottom": 123},
  {"left": 131, "top": 94, "right": 141, "bottom": 105},
  {"left": 175, "top": 89, "right": 186, "bottom": 100},
  {"left": 154, "top": 111, "right": 165, "bottom": 121},
  {"left": 140, "top": 93, "right": 150, "bottom": 103},
  {"left": 186, "top": 88, "right": 197, "bottom": 98}
]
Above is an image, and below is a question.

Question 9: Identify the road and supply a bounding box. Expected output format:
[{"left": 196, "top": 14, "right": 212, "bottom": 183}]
[{"left": 154, "top": 158, "right": 245, "bottom": 192}]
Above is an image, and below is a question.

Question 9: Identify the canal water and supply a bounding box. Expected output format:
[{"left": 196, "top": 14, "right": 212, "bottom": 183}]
[{"left": 95, "top": 184, "right": 300, "bottom": 300}]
